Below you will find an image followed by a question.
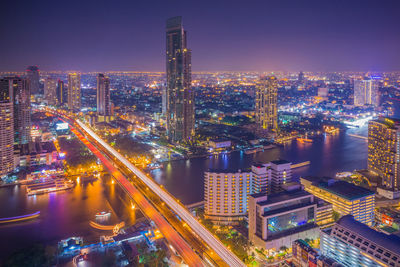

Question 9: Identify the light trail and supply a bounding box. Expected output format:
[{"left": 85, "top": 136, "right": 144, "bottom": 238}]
[
  {"left": 0, "top": 211, "right": 40, "bottom": 224},
  {"left": 75, "top": 119, "right": 245, "bottom": 267},
  {"left": 69, "top": 127, "right": 203, "bottom": 267}
]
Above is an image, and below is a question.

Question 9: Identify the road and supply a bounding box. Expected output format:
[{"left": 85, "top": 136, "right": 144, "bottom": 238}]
[
  {"left": 70, "top": 127, "right": 204, "bottom": 267},
  {"left": 45, "top": 107, "right": 245, "bottom": 267}
]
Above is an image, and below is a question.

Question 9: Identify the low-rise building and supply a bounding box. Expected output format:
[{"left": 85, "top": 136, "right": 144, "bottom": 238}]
[
  {"left": 14, "top": 141, "right": 59, "bottom": 168},
  {"left": 321, "top": 215, "right": 400, "bottom": 267},
  {"left": 248, "top": 185, "right": 320, "bottom": 252},
  {"left": 300, "top": 177, "right": 375, "bottom": 225},
  {"left": 375, "top": 207, "right": 400, "bottom": 231},
  {"left": 292, "top": 239, "right": 343, "bottom": 267}
]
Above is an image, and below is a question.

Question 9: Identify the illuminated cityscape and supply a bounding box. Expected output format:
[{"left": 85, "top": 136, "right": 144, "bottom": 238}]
[{"left": 1, "top": 0, "right": 400, "bottom": 266}]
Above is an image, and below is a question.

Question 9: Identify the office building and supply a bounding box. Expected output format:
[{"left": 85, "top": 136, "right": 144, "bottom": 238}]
[
  {"left": 301, "top": 177, "right": 375, "bottom": 225},
  {"left": 56, "top": 80, "right": 67, "bottom": 107},
  {"left": 0, "top": 79, "right": 15, "bottom": 177},
  {"left": 166, "top": 16, "right": 194, "bottom": 142},
  {"left": 368, "top": 117, "right": 400, "bottom": 192},
  {"left": 96, "top": 73, "right": 111, "bottom": 116},
  {"left": 321, "top": 215, "right": 400, "bottom": 267},
  {"left": 44, "top": 78, "right": 57, "bottom": 106},
  {"left": 255, "top": 76, "right": 278, "bottom": 131},
  {"left": 161, "top": 86, "right": 167, "bottom": 115},
  {"left": 204, "top": 169, "right": 252, "bottom": 224},
  {"left": 248, "top": 185, "right": 320, "bottom": 251},
  {"left": 354, "top": 78, "right": 379, "bottom": 107},
  {"left": 26, "top": 66, "right": 40, "bottom": 95},
  {"left": 67, "top": 72, "right": 81, "bottom": 111}
]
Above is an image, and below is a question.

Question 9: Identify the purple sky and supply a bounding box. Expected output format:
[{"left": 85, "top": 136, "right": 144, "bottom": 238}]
[{"left": 1, "top": 0, "right": 400, "bottom": 72}]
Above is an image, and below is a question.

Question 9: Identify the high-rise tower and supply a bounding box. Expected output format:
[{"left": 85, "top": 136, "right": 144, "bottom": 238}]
[
  {"left": 0, "top": 79, "right": 15, "bottom": 177},
  {"left": 7, "top": 77, "right": 31, "bottom": 145},
  {"left": 44, "top": 78, "right": 58, "bottom": 106},
  {"left": 96, "top": 73, "right": 111, "bottom": 116},
  {"left": 56, "top": 80, "right": 67, "bottom": 107},
  {"left": 255, "top": 76, "right": 278, "bottom": 131},
  {"left": 166, "top": 16, "right": 194, "bottom": 142},
  {"left": 26, "top": 66, "right": 40, "bottom": 95},
  {"left": 67, "top": 72, "right": 81, "bottom": 111},
  {"left": 354, "top": 78, "right": 379, "bottom": 107}
]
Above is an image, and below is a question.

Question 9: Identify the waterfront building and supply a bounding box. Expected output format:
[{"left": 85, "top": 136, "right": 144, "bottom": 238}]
[
  {"left": 67, "top": 72, "right": 81, "bottom": 111},
  {"left": 0, "top": 79, "right": 15, "bottom": 177},
  {"left": 56, "top": 80, "right": 67, "bottom": 107},
  {"left": 354, "top": 78, "right": 379, "bottom": 106},
  {"left": 5, "top": 77, "right": 31, "bottom": 145},
  {"left": 44, "top": 78, "right": 57, "bottom": 106},
  {"left": 204, "top": 169, "right": 252, "bottom": 224},
  {"left": 248, "top": 185, "right": 320, "bottom": 251},
  {"left": 204, "top": 160, "right": 292, "bottom": 224},
  {"left": 368, "top": 117, "right": 400, "bottom": 192},
  {"left": 96, "top": 73, "right": 111, "bottom": 116},
  {"left": 166, "top": 16, "right": 194, "bottom": 142},
  {"left": 321, "top": 215, "right": 400, "bottom": 267},
  {"left": 255, "top": 76, "right": 278, "bottom": 131},
  {"left": 300, "top": 177, "right": 375, "bottom": 225},
  {"left": 26, "top": 66, "right": 40, "bottom": 95}
]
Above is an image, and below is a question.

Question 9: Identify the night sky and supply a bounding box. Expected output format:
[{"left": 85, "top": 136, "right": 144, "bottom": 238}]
[{"left": 1, "top": 0, "right": 400, "bottom": 72}]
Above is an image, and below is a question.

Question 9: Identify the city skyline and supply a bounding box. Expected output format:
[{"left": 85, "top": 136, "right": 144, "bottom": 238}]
[{"left": 1, "top": 0, "right": 400, "bottom": 72}]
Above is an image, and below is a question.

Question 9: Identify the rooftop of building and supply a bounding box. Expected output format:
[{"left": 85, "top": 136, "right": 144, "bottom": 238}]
[
  {"left": 206, "top": 168, "right": 251, "bottom": 174},
  {"left": 270, "top": 159, "right": 291, "bottom": 165},
  {"left": 336, "top": 215, "right": 400, "bottom": 256},
  {"left": 15, "top": 141, "right": 56, "bottom": 156},
  {"left": 370, "top": 117, "right": 400, "bottom": 129},
  {"left": 254, "top": 188, "right": 312, "bottom": 206},
  {"left": 302, "top": 176, "right": 374, "bottom": 200}
]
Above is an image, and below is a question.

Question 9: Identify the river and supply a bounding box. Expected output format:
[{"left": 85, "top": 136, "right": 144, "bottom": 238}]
[{"left": 0, "top": 126, "right": 368, "bottom": 260}]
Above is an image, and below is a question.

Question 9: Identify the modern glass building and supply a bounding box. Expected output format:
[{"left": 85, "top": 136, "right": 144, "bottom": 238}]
[
  {"left": 354, "top": 78, "right": 379, "bottom": 107},
  {"left": 26, "top": 65, "right": 40, "bottom": 95},
  {"left": 96, "top": 73, "right": 111, "bottom": 116},
  {"left": 321, "top": 215, "right": 400, "bottom": 267},
  {"left": 166, "top": 16, "right": 194, "bottom": 142}
]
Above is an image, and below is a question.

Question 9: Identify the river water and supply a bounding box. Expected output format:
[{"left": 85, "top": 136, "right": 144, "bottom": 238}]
[{"left": 0, "top": 126, "right": 368, "bottom": 260}]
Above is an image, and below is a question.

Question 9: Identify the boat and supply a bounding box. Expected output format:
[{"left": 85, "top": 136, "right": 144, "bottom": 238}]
[
  {"left": 297, "top": 137, "right": 313, "bottom": 143},
  {"left": 244, "top": 147, "right": 264, "bottom": 154},
  {"left": 96, "top": 211, "right": 111, "bottom": 217},
  {"left": 26, "top": 178, "right": 74, "bottom": 196}
]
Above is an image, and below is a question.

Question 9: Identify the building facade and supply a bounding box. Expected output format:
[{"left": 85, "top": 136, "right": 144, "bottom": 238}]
[
  {"left": 0, "top": 79, "right": 15, "bottom": 177},
  {"left": 248, "top": 186, "right": 320, "bottom": 251},
  {"left": 301, "top": 177, "right": 375, "bottom": 225},
  {"left": 255, "top": 76, "right": 278, "bottom": 131},
  {"left": 321, "top": 215, "right": 400, "bottom": 267},
  {"left": 368, "top": 118, "right": 400, "bottom": 191},
  {"left": 44, "top": 78, "right": 58, "bottom": 106},
  {"left": 56, "top": 80, "right": 67, "bottom": 107},
  {"left": 354, "top": 78, "right": 379, "bottom": 107},
  {"left": 7, "top": 77, "right": 31, "bottom": 145},
  {"left": 26, "top": 66, "right": 40, "bottom": 95},
  {"left": 67, "top": 72, "right": 81, "bottom": 111},
  {"left": 96, "top": 73, "right": 111, "bottom": 116},
  {"left": 204, "top": 169, "right": 252, "bottom": 224},
  {"left": 166, "top": 16, "right": 194, "bottom": 142}
]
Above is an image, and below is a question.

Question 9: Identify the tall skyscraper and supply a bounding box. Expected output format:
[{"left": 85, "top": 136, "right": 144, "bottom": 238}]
[
  {"left": 255, "top": 76, "right": 278, "bottom": 131},
  {"left": 56, "top": 80, "right": 67, "bottom": 107},
  {"left": 368, "top": 117, "right": 400, "bottom": 191},
  {"left": 166, "top": 16, "right": 194, "bottom": 142},
  {"left": 298, "top": 71, "right": 304, "bottom": 83},
  {"left": 354, "top": 78, "right": 379, "bottom": 106},
  {"left": 44, "top": 78, "right": 57, "bottom": 106},
  {"left": 0, "top": 79, "right": 15, "bottom": 177},
  {"left": 7, "top": 77, "right": 31, "bottom": 145},
  {"left": 67, "top": 72, "right": 81, "bottom": 111},
  {"left": 26, "top": 66, "right": 40, "bottom": 95},
  {"left": 96, "top": 73, "right": 111, "bottom": 116}
]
